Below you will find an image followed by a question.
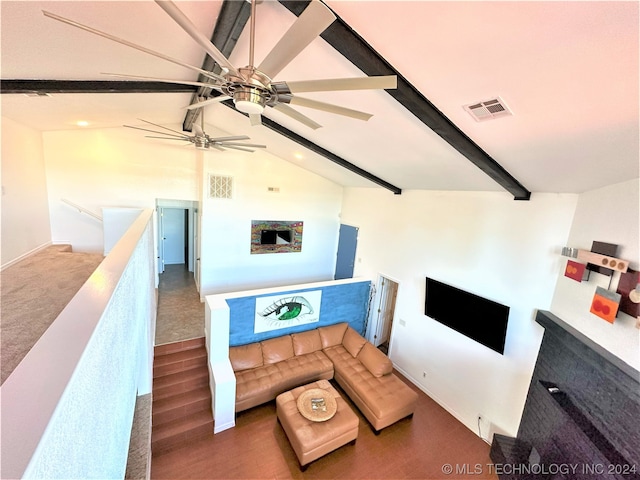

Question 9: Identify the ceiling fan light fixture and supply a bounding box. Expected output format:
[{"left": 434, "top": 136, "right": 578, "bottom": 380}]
[{"left": 233, "top": 87, "right": 267, "bottom": 115}]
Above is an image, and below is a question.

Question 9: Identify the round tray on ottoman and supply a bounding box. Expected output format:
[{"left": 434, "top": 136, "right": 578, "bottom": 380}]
[{"left": 296, "top": 388, "right": 337, "bottom": 422}]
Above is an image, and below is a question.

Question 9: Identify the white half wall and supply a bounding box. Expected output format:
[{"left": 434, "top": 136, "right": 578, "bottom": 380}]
[
  {"left": 340, "top": 188, "right": 579, "bottom": 440},
  {"left": 1, "top": 117, "right": 52, "bottom": 266},
  {"left": 551, "top": 178, "right": 640, "bottom": 370},
  {"left": 198, "top": 151, "right": 343, "bottom": 295}
]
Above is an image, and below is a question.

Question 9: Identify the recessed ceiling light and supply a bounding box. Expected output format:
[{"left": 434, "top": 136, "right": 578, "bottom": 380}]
[
  {"left": 294, "top": 153, "right": 304, "bottom": 160},
  {"left": 76, "top": 121, "right": 90, "bottom": 127}
]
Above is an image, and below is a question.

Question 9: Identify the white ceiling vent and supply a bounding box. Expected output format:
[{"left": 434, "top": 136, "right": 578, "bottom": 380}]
[
  {"left": 209, "top": 174, "right": 233, "bottom": 199},
  {"left": 463, "top": 97, "right": 512, "bottom": 122}
]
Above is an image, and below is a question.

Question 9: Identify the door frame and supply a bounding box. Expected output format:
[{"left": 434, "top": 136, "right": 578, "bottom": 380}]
[
  {"left": 366, "top": 274, "right": 400, "bottom": 353},
  {"left": 155, "top": 199, "right": 199, "bottom": 288}
]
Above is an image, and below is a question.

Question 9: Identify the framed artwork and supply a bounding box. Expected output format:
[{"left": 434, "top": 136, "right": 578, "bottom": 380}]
[
  {"left": 616, "top": 269, "right": 640, "bottom": 318},
  {"left": 250, "top": 220, "right": 303, "bottom": 254},
  {"left": 590, "top": 286, "right": 621, "bottom": 323},
  {"left": 254, "top": 290, "right": 322, "bottom": 333}
]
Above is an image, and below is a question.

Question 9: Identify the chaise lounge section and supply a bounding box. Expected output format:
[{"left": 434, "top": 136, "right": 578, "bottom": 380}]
[{"left": 229, "top": 322, "right": 418, "bottom": 432}]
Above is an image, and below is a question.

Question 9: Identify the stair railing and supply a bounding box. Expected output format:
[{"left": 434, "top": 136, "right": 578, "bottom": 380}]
[{"left": 61, "top": 198, "right": 103, "bottom": 222}]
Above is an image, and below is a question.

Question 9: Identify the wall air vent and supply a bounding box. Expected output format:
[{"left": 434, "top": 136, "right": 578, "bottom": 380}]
[
  {"left": 463, "top": 97, "right": 512, "bottom": 122},
  {"left": 209, "top": 174, "right": 233, "bottom": 199}
]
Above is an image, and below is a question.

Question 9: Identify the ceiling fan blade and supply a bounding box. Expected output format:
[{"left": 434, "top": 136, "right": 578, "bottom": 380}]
[
  {"left": 144, "top": 136, "right": 192, "bottom": 141},
  {"left": 102, "top": 73, "right": 222, "bottom": 89},
  {"left": 185, "top": 96, "right": 232, "bottom": 110},
  {"left": 289, "top": 96, "right": 373, "bottom": 121},
  {"left": 272, "top": 103, "right": 322, "bottom": 130},
  {"left": 220, "top": 142, "right": 266, "bottom": 149},
  {"left": 209, "top": 135, "right": 250, "bottom": 142},
  {"left": 123, "top": 124, "right": 189, "bottom": 139},
  {"left": 220, "top": 145, "right": 258, "bottom": 153},
  {"left": 211, "top": 144, "right": 226, "bottom": 151},
  {"left": 284, "top": 75, "right": 397, "bottom": 93},
  {"left": 249, "top": 114, "right": 262, "bottom": 126},
  {"left": 257, "top": 0, "right": 336, "bottom": 79},
  {"left": 42, "top": 11, "right": 224, "bottom": 83},
  {"left": 137, "top": 119, "right": 190, "bottom": 136},
  {"left": 154, "top": 1, "right": 239, "bottom": 77}
]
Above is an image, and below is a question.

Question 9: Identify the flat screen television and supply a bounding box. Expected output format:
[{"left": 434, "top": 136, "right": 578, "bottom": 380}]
[
  {"left": 260, "top": 229, "right": 292, "bottom": 245},
  {"left": 425, "top": 277, "right": 509, "bottom": 354}
]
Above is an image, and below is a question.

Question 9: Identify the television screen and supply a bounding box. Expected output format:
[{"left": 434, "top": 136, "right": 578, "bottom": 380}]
[
  {"left": 425, "top": 277, "right": 509, "bottom": 354},
  {"left": 260, "top": 229, "right": 292, "bottom": 245}
]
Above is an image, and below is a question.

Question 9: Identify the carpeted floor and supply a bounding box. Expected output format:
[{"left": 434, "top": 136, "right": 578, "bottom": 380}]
[{"left": 0, "top": 245, "right": 104, "bottom": 384}]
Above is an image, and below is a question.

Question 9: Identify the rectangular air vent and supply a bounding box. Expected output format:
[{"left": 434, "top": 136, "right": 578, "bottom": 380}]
[
  {"left": 209, "top": 174, "right": 233, "bottom": 199},
  {"left": 464, "top": 97, "right": 512, "bottom": 122}
]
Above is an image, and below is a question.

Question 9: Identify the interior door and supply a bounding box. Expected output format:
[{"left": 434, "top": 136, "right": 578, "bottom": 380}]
[
  {"left": 370, "top": 276, "right": 399, "bottom": 348},
  {"left": 162, "top": 208, "right": 186, "bottom": 265},
  {"left": 334, "top": 224, "right": 358, "bottom": 280}
]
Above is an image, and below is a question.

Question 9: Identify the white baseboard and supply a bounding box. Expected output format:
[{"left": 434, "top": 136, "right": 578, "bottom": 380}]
[
  {"left": 393, "top": 364, "right": 488, "bottom": 442},
  {"left": 1, "top": 241, "right": 52, "bottom": 271}
]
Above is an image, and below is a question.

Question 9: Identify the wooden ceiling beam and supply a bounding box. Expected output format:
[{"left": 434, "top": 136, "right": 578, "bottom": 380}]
[
  {"left": 0, "top": 79, "right": 196, "bottom": 94},
  {"left": 279, "top": 0, "right": 531, "bottom": 200}
]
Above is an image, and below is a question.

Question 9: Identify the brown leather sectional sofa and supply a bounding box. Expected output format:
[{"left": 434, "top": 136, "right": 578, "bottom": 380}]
[{"left": 229, "top": 322, "right": 418, "bottom": 432}]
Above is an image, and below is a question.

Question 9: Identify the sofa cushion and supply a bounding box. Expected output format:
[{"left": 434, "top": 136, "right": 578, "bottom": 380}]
[
  {"left": 291, "top": 329, "right": 322, "bottom": 356},
  {"left": 229, "top": 342, "right": 263, "bottom": 372},
  {"left": 342, "top": 326, "right": 367, "bottom": 357},
  {"left": 261, "top": 335, "right": 294, "bottom": 365},
  {"left": 235, "top": 351, "right": 333, "bottom": 412},
  {"left": 318, "top": 322, "right": 348, "bottom": 348},
  {"left": 357, "top": 342, "right": 393, "bottom": 377}
]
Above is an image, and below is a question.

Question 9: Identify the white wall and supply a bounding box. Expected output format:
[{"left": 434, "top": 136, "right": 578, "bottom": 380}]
[
  {"left": 340, "top": 188, "right": 579, "bottom": 439},
  {"left": 40, "top": 126, "right": 343, "bottom": 295},
  {"left": 551, "top": 179, "right": 640, "bottom": 370},
  {"left": 42, "top": 127, "right": 199, "bottom": 253},
  {"left": 199, "top": 151, "right": 343, "bottom": 295},
  {"left": 1, "top": 210, "right": 155, "bottom": 479},
  {"left": 1, "top": 117, "right": 52, "bottom": 266}
]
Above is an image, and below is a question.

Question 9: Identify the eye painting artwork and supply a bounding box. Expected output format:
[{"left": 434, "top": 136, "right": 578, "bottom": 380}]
[{"left": 254, "top": 290, "right": 322, "bottom": 333}]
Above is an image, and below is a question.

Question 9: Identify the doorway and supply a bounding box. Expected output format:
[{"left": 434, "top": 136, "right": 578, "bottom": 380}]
[
  {"left": 367, "top": 275, "right": 399, "bottom": 355},
  {"left": 156, "top": 199, "right": 199, "bottom": 289}
]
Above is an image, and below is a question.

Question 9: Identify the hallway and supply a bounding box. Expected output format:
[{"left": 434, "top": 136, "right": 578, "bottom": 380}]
[{"left": 155, "top": 264, "right": 204, "bottom": 345}]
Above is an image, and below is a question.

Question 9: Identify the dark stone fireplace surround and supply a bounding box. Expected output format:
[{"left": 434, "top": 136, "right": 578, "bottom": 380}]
[{"left": 490, "top": 310, "right": 639, "bottom": 479}]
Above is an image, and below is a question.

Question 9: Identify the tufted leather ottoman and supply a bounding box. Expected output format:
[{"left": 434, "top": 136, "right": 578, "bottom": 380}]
[{"left": 276, "top": 380, "right": 359, "bottom": 471}]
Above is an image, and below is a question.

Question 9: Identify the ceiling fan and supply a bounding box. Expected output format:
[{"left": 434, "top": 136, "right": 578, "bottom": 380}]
[
  {"left": 124, "top": 112, "right": 267, "bottom": 152},
  {"left": 43, "top": 0, "right": 397, "bottom": 130}
]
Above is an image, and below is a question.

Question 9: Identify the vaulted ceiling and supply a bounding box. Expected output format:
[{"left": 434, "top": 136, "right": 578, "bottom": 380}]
[{"left": 2, "top": 1, "right": 638, "bottom": 197}]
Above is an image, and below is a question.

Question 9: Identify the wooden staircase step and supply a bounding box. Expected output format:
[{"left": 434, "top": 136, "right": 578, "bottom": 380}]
[
  {"left": 154, "top": 337, "right": 205, "bottom": 357},
  {"left": 153, "top": 348, "right": 207, "bottom": 378},
  {"left": 151, "top": 338, "right": 213, "bottom": 456},
  {"left": 153, "top": 365, "right": 209, "bottom": 401},
  {"left": 151, "top": 410, "right": 213, "bottom": 456},
  {"left": 152, "top": 386, "right": 211, "bottom": 426}
]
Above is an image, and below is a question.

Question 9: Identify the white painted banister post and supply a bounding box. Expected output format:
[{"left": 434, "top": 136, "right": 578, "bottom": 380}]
[{"left": 204, "top": 295, "right": 236, "bottom": 433}]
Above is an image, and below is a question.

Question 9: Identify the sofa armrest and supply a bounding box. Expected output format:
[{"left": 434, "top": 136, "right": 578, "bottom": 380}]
[{"left": 357, "top": 342, "right": 393, "bottom": 377}]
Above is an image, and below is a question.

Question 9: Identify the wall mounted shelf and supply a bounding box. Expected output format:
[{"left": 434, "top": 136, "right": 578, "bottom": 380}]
[{"left": 575, "top": 249, "right": 629, "bottom": 273}]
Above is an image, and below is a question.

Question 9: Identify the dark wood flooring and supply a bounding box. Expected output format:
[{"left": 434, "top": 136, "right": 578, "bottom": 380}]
[{"left": 151, "top": 373, "right": 497, "bottom": 479}]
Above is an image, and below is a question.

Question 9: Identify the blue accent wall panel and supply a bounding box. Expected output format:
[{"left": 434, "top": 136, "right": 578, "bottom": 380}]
[{"left": 227, "top": 281, "right": 371, "bottom": 346}]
